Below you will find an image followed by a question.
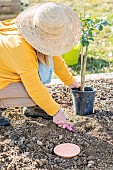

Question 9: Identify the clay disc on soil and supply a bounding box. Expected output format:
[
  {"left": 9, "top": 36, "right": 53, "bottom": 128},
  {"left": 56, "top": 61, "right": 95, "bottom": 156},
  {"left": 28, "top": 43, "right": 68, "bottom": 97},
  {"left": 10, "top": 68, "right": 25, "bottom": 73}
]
[{"left": 54, "top": 143, "right": 80, "bottom": 158}]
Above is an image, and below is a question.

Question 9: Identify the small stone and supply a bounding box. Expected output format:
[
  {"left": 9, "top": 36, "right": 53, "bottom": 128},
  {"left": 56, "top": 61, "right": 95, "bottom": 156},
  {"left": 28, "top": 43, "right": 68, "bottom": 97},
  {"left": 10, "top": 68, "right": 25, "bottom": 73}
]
[
  {"left": 74, "top": 134, "right": 76, "bottom": 137},
  {"left": 23, "top": 168, "right": 31, "bottom": 170},
  {"left": 53, "top": 165, "right": 60, "bottom": 169},
  {"left": 22, "top": 152, "right": 29, "bottom": 157},
  {"left": 33, "top": 161, "right": 38, "bottom": 166},
  {"left": 83, "top": 159, "right": 87, "bottom": 165},
  {"left": 77, "top": 160, "right": 82, "bottom": 166},
  {"left": 1, "top": 158, "right": 5, "bottom": 162},
  {"left": 51, "top": 165, "right": 54, "bottom": 168},
  {"left": 87, "top": 160, "right": 95, "bottom": 167},
  {"left": 9, "top": 140, "right": 15, "bottom": 147},
  {"left": 32, "top": 137, "right": 37, "bottom": 141},
  {"left": 74, "top": 157, "right": 78, "bottom": 161},
  {"left": 7, "top": 164, "right": 15, "bottom": 170},
  {"left": 37, "top": 140, "right": 43, "bottom": 146},
  {"left": 43, "top": 146, "right": 48, "bottom": 152},
  {"left": 87, "top": 163, "right": 93, "bottom": 168},
  {"left": 74, "top": 165, "right": 77, "bottom": 169},
  {"left": 111, "top": 116, "right": 113, "bottom": 120},
  {"left": 25, "top": 147, "right": 30, "bottom": 151},
  {"left": 88, "top": 160, "right": 95, "bottom": 164},
  {"left": 18, "top": 137, "right": 25, "bottom": 146},
  {"left": 87, "top": 156, "right": 95, "bottom": 160},
  {"left": 40, "top": 159, "right": 48, "bottom": 164},
  {"left": 46, "top": 141, "right": 50, "bottom": 145},
  {"left": 54, "top": 157, "right": 61, "bottom": 163},
  {"left": 59, "top": 135, "right": 63, "bottom": 140},
  {"left": 36, "top": 159, "right": 43, "bottom": 167}
]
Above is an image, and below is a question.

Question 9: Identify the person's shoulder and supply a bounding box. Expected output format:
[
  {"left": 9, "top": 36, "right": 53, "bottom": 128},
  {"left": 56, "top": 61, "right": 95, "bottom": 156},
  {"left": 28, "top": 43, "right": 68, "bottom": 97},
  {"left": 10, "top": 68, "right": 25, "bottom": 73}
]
[{"left": 0, "top": 18, "right": 16, "bottom": 27}]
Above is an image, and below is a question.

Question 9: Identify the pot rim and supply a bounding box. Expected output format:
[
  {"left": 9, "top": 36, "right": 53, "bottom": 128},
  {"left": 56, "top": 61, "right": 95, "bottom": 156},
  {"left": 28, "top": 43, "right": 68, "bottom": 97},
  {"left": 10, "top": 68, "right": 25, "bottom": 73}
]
[{"left": 72, "top": 86, "right": 97, "bottom": 93}]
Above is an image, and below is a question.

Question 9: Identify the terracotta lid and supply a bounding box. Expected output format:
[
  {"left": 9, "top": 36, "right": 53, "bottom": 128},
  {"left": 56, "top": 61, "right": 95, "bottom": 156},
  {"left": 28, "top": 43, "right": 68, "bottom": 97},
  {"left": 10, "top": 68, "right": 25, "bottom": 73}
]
[{"left": 54, "top": 143, "right": 80, "bottom": 158}]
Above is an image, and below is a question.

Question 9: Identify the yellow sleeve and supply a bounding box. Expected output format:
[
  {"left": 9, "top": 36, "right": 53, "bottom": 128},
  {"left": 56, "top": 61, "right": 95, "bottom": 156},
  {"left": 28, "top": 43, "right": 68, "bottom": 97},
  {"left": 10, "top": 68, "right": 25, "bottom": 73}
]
[
  {"left": 15, "top": 46, "right": 60, "bottom": 116},
  {"left": 53, "top": 56, "right": 75, "bottom": 86}
]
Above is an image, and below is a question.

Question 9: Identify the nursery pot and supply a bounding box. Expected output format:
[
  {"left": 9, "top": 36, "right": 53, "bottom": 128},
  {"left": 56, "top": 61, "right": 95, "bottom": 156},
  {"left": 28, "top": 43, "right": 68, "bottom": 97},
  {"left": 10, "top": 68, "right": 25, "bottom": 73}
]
[{"left": 72, "top": 87, "right": 96, "bottom": 116}]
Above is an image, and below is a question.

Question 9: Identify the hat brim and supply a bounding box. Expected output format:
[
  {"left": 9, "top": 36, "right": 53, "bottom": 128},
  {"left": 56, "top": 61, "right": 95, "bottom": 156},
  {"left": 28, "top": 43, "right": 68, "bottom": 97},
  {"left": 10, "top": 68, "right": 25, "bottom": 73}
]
[{"left": 16, "top": 3, "right": 81, "bottom": 56}]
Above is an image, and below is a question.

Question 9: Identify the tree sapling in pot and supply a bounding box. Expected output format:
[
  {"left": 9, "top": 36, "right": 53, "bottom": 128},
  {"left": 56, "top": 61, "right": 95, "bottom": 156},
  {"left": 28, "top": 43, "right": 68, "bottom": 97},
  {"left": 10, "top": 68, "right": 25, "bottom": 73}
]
[{"left": 72, "top": 13, "right": 108, "bottom": 115}]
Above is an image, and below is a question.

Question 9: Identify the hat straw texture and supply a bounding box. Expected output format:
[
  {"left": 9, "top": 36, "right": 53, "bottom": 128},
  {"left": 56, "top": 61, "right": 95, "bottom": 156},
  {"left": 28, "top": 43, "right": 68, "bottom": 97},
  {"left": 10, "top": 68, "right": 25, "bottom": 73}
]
[{"left": 16, "top": 2, "right": 81, "bottom": 56}]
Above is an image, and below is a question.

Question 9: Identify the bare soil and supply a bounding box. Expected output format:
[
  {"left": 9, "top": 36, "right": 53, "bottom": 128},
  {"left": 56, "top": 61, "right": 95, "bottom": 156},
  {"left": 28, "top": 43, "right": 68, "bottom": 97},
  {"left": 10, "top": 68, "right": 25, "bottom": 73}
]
[{"left": 0, "top": 79, "right": 113, "bottom": 170}]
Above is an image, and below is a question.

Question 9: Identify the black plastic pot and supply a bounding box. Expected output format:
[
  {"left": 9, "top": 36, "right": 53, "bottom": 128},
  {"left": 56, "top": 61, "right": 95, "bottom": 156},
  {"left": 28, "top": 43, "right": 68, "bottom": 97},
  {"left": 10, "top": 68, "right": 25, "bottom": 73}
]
[{"left": 72, "top": 87, "right": 96, "bottom": 116}]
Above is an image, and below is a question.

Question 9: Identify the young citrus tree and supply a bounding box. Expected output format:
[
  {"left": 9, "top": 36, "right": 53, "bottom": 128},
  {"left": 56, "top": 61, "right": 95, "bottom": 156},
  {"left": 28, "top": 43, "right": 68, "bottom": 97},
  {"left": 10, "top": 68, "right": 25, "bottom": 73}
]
[{"left": 80, "top": 14, "right": 108, "bottom": 91}]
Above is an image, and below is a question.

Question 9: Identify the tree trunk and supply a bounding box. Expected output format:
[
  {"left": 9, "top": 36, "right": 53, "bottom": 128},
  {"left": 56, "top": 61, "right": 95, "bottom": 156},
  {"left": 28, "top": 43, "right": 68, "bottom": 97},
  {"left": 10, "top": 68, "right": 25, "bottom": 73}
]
[{"left": 80, "top": 46, "right": 88, "bottom": 91}]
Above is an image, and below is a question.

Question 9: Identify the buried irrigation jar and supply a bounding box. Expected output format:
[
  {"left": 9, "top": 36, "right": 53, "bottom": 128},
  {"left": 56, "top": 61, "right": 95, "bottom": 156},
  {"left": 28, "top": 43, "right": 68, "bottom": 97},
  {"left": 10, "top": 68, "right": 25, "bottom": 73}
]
[{"left": 71, "top": 13, "right": 108, "bottom": 115}]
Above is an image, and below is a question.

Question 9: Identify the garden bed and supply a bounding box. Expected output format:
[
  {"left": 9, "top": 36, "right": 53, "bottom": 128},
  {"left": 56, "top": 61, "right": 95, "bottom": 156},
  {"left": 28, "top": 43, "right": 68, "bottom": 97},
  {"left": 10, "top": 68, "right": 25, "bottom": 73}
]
[{"left": 0, "top": 78, "right": 113, "bottom": 170}]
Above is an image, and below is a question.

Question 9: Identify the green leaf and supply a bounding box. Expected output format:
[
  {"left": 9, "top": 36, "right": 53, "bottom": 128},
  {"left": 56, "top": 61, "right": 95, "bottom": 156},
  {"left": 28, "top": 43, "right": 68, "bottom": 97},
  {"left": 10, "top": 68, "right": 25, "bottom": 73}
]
[
  {"left": 87, "top": 30, "right": 93, "bottom": 37},
  {"left": 80, "top": 39, "right": 84, "bottom": 46},
  {"left": 81, "top": 35, "right": 87, "bottom": 41},
  {"left": 87, "top": 19, "right": 94, "bottom": 25},
  {"left": 86, "top": 18, "right": 91, "bottom": 21},
  {"left": 96, "top": 24, "right": 103, "bottom": 31},
  {"left": 102, "top": 21, "right": 108, "bottom": 26},
  {"left": 88, "top": 38, "right": 94, "bottom": 41},
  {"left": 81, "top": 40, "right": 89, "bottom": 47},
  {"left": 89, "top": 28, "right": 94, "bottom": 32},
  {"left": 84, "top": 40, "right": 89, "bottom": 47},
  {"left": 83, "top": 31, "right": 87, "bottom": 35}
]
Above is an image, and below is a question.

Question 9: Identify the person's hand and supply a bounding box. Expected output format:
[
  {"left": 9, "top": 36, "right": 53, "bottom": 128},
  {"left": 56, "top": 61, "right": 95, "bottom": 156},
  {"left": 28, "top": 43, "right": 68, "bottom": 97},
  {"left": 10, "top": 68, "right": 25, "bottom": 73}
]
[
  {"left": 69, "top": 81, "right": 81, "bottom": 89},
  {"left": 53, "top": 109, "right": 67, "bottom": 128}
]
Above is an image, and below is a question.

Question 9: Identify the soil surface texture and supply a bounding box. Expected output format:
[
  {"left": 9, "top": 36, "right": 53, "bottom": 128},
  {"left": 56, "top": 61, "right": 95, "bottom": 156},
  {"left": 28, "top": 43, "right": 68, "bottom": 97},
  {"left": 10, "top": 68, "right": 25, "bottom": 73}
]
[{"left": 0, "top": 79, "right": 113, "bottom": 170}]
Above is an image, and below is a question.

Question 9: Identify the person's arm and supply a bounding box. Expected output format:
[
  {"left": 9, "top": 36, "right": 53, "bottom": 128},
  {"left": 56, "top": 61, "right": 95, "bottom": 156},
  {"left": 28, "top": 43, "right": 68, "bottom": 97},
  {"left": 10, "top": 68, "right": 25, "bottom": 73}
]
[
  {"left": 53, "top": 56, "right": 75, "bottom": 86},
  {"left": 19, "top": 68, "right": 60, "bottom": 116},
  {"left": 15, "top": 46, "right": 60, "bottom": 116},
  {"left": 53, "top": 56, "right": 80, "bottom": 88}
]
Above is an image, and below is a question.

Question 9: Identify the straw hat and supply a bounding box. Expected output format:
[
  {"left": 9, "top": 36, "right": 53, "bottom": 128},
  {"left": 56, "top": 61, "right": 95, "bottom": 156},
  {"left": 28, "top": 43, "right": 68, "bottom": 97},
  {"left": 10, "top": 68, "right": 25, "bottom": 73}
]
[{"left": 16, "top": 2, "right": 81, "bottom": 56}]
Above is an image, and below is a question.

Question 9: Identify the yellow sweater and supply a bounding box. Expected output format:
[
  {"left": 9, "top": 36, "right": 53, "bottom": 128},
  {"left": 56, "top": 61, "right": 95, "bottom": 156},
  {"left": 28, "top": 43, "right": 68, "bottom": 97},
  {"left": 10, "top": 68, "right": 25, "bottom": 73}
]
[{"left": 0, "top": 19, "right": 75, "bottom": 116}]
